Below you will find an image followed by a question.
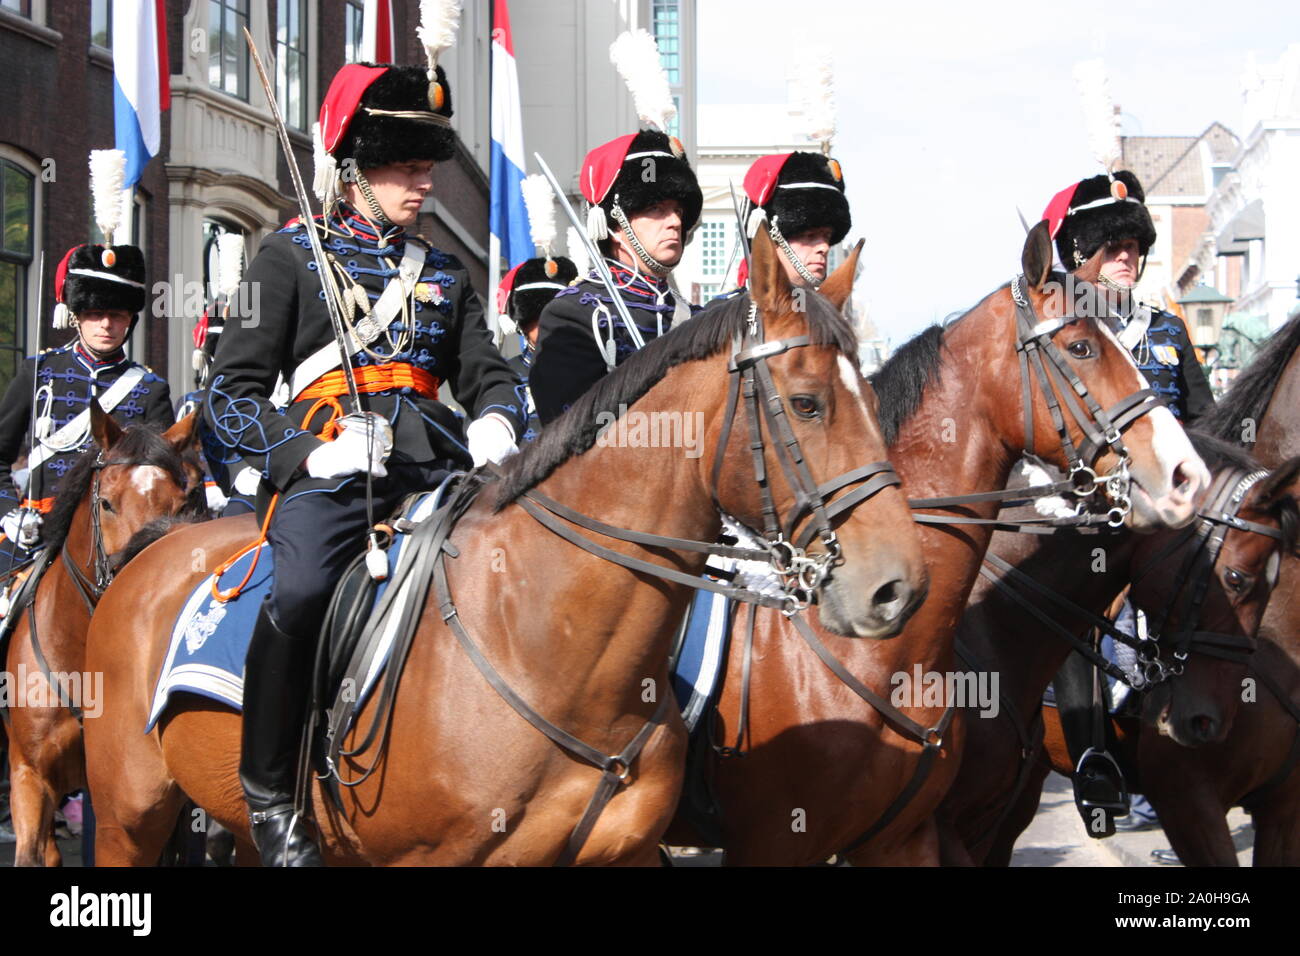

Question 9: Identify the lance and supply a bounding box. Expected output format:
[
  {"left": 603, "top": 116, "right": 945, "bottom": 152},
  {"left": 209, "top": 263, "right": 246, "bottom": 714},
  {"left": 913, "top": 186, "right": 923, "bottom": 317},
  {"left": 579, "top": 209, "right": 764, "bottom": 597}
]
[
  {"left": 242, "top": 27, "right": 361, "bottom": 415},
  {"left": 728, "top": 180, "right": 752, "bottom": 281},
  {"left": 532, "top": 152, "right": 646, "bottom": 350}
]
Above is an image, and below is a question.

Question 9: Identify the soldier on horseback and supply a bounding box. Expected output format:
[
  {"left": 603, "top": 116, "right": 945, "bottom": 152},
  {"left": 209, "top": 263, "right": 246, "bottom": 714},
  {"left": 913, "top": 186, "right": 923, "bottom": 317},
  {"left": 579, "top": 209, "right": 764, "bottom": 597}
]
[
  {"left": 0, "top": 240, "right": 173, "bottom": 571},
  {"left": 205, "top": 54, "right": 525, "bottom": 866}
]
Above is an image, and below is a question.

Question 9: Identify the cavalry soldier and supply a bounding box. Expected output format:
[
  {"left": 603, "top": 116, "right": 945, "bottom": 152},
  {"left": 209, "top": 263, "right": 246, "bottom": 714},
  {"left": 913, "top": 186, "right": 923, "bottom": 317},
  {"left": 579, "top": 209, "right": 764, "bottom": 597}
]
[
  {"left": 0, "top": 241, "right": 173, "bottom": 569},
  {"left": 528, "top": 128, "right": 703, "bottom": 425},
  {"left": 736, "top": 150, "right": 852, "bottom": 290},
  {"left": 204, "top": 57, "right": 525, "bottom": 866},
  {"left": 496, "top": 254, "right": 577, "bottom": 443},
  {"left": 1043, "top": 170, "right": 1214, "bottom": 423}
]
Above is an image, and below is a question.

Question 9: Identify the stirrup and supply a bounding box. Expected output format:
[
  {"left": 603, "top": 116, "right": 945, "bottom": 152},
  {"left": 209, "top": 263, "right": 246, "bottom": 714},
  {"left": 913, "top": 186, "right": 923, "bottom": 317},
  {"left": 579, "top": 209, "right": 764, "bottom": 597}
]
[
  {"left": 1072, "top": 746, "right": 1130, "bottom": 839},
  {"left": 249, "top": 804, "right": 323, "bottom": 867}
]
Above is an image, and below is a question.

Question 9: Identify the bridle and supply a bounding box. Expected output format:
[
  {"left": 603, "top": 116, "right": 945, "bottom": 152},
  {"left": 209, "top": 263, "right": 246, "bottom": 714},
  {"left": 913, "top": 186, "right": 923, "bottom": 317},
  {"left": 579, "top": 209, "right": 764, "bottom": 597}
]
[
  {"left": 1126, "top": 466, "right": 1282, "bottom": 684},
  {"left": 909, "top": 275, "right": 1166, "bottom": 531},
  {"left": 517, "top": 295, "right": 901, "bottom": 614}
]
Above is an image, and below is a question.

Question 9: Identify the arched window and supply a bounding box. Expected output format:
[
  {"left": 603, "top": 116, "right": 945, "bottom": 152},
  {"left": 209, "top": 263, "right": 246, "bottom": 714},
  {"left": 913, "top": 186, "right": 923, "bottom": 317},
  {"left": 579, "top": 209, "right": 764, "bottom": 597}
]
[{"left": 0, "top": 158, "right": 35, "bottom": 395}]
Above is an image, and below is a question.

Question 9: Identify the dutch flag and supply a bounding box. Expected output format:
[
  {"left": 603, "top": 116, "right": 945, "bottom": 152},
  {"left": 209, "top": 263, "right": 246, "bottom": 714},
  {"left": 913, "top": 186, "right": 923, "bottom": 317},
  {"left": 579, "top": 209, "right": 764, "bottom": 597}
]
[
  {"left": 360, "top": 0, "right": 395, "bottom": 62},
  {"left": 489, "top": 0, "right": 533, "bottom": 276},
  {"left": 112, "top": 0, "right": 170, "bottom": 188}
]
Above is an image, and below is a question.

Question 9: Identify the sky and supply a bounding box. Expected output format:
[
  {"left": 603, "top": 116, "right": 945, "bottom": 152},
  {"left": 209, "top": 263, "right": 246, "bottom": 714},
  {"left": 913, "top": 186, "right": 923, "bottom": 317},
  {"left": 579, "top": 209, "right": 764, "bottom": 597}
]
[{"left": 697, "top": 0, "right": 1300, "bottom": 345}]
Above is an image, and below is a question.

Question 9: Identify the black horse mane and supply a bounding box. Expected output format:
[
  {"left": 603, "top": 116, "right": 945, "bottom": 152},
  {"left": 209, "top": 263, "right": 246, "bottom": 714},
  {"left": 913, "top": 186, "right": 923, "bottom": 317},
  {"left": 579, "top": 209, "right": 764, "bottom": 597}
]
[
  {"left": 42, "top": 425, "right": 188, "bottom": 556},
  {"left": 113, "top": 515, "right": 204, "bottom": 570},
  {"left": 869, "top": 325, "right": 947, "bottom": 447},
  {"left": 493, "top": 290, "right": 857, "bottom": 508},
  {"left": 1199, "top": 309, "right": 1300, "bottom": 444}
]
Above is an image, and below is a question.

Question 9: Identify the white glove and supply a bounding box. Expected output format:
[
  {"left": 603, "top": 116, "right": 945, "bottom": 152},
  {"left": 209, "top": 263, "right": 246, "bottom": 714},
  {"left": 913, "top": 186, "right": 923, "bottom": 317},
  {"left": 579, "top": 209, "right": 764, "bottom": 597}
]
[
  {"left": 466, "top": 413, "right": 518, "bottom": 468},
  {"left": 205, "top": 483, "right": 230, "bottom": 513},
  {"left": 2, "top": 509, "right": 42, "bottom": 548},
  {"left": 232, "top": 466, "right": 262, "bottom": 496},
  {"left": 305, "top": 413, "right": 392, "bottom": 480}
]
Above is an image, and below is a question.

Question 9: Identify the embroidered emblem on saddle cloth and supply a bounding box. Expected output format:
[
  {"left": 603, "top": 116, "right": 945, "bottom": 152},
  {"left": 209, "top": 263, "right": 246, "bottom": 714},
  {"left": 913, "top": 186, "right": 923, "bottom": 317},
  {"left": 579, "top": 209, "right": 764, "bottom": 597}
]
[{"left": 146, "top": 488, "right": 450, "bottom": 731}]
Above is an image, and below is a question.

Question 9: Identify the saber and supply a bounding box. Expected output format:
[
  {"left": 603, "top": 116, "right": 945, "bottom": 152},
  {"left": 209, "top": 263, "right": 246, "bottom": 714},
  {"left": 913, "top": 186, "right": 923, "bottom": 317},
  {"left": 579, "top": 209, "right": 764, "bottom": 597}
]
[
  {"left": 1016, "top": 206, "right": 1032, "bottom": 235},
  {"left": 28, "top": 251, "right": 44, "bottom": 506},
  {"left": 532, "top": 151, "right": 645, "bottom": 350},
  {"left": 728, "top": 180, "right": 752, "bottom": 280},
  {"left": 243, "top": 27, "right": 361, "bottom": 414}
]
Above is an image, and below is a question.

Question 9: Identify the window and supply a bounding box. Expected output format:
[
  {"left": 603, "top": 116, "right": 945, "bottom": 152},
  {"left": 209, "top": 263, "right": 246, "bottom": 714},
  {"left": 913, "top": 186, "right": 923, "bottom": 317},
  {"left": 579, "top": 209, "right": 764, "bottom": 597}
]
[
  {"left": 698, "top": 220, "right": 730, "bottom": 279},
  {"left": 651, "top": 0, "right": 680, "bottom": 84},
  {"left": 667, "top": 95, "right": 681, "bottom": 140},
  {"left": 208, "top": 0, "right": 250, "bottom": 100},
  {"left": 0, "top": 161, "right": 34, "bottom": 395},
  {"left": 202, "top": 218, "right": 246, "bottom": 302},
  {"left": 344, "top": 0, "right": 364, "bottom": 63},
  {"left": 275, "top": 0, "right": 308, "bottom": 129},
  {"left": 0, "top": 0, "right": 32, "bottom": 18},
  {"left": 91, "top": 0, "right": 111, "bottom": 48}
]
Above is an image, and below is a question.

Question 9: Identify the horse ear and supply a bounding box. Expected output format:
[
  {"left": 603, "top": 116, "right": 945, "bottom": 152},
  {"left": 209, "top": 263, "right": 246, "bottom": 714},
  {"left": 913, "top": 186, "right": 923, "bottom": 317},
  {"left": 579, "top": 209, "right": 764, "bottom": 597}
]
[
  {"left": 749, "top": 220, "right": 794, "bottom": 316},
  {"left": 1256, "top": 455, "right": 1300, "bottom": 518},
  {"left": 164, "top": 410, "right": 201, "bottom": 453},
  {"left": 818, "top": 238, "right": 864, "bottom": 312},
  {"left": 1021, "top": 220, "right": 1054, "bottom": 291},
  {"left": 90, "top": 400, "right": 123, "bottom": 452}
]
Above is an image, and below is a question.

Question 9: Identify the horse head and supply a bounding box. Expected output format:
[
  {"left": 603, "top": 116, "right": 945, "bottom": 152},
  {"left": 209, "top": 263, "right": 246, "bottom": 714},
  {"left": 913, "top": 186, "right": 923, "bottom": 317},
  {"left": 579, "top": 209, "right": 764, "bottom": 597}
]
[
  {"left": 1135, "top": 453, "right": 1300, "bottom": 746},
  {"left": 1014, "top": 222, "right": 1208, "bottom": 531},
  {"left": 87, "top": 404, "right": 202, "bottom": 558},
  {"left": 712, "top": 225, "right": 927, "bottom": 639}
]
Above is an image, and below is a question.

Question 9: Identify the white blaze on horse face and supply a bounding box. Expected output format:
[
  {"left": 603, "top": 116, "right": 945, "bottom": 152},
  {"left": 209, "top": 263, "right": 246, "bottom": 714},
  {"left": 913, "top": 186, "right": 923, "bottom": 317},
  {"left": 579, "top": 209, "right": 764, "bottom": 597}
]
[
  {"left": 130, "top": 465, "right": 168, "bottom": 497},
  {"left": 837, "top": 356, "right": 870, "bottom": 420}
]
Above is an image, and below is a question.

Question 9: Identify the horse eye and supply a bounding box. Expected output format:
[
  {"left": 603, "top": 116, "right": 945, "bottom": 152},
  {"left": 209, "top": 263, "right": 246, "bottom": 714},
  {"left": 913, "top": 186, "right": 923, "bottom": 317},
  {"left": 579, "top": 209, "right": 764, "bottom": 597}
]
[
  {"left": 790, "top": 395, "right": 820, "bottom": 419},
  {"left": 1223, "top": 568, "right": 1247, "bottom": 592},
  {"left": 1068, "top": 340, "right": 1094, "bottom": 359},
  {"left": 99, "top": 498, "right": 116, "bottom": 514}
]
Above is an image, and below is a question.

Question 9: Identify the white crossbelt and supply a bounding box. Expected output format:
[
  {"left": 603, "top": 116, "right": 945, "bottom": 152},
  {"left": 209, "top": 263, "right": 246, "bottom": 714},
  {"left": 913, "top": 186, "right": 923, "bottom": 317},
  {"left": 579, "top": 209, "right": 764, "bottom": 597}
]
[
  {"left": 30, "top": 365, "right": 146, "bottom": 469},
  {"left": 288, "top": 243, "right": 427, "bottom": 402}
]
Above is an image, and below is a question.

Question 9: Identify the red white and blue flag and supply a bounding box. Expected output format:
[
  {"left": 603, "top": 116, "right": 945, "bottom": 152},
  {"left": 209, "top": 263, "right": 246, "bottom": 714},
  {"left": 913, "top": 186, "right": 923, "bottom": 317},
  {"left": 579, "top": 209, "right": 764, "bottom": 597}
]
[
  {"left": 490, "top": 0, "right": 532, "bottom": 271},
  {"left": 360, "top": 0, "right": 395, "bottom": 63},
  {"left": 112, "top": 0, "right": 170, "bottom": 188}
]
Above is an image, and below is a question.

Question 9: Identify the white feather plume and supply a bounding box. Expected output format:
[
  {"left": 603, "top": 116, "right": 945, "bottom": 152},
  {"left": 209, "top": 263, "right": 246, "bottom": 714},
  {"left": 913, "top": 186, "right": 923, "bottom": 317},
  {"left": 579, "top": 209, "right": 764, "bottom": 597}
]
[
  {"left": 520, "top": 174, "right": 557, "bottom": 256},
  {"left": 216, "top": 233, "right": 245, "bottom": 298},
  {"left": 89, "top": 149, "right": 127, "bottom": 244},
  {"left": 311, "top": 122, "right": 339, "bottom": 207},
  {"left": 567, "top": 226, "right": 592, "bottom": 278},
  {"left": 609, "top": 29, "right": 677, "bottom": 133},
  {"left": 1074, "top": 59, "right": 1122, "bottom": 173},
  {"left": 418, "top": 0, "right": 462, "bottom": 75},
  {"left": 789, "top": 47, "right": 836, "bottom": 150}
]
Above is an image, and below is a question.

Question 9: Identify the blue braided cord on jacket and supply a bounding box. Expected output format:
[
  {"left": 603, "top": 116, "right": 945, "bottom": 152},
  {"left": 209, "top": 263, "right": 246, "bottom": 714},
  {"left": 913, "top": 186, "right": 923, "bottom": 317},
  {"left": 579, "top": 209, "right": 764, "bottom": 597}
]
[{"left": 205, "top": 375, "right": 311, "bottom": 464}]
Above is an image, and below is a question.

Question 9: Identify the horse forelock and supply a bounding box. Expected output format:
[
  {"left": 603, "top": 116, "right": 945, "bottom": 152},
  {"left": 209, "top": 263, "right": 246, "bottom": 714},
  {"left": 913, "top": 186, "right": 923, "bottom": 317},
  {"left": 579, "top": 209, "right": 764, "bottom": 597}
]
[
  {"left": 493, "top": 289, "right": 858, "bottom": 510},
  {"left": 42, "top": 424, "right": 188, "bottom": 555}
]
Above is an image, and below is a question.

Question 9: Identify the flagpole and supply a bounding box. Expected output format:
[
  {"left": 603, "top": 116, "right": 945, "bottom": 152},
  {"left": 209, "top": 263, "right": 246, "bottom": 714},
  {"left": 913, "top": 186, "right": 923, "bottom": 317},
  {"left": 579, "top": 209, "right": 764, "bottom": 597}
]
[{"left": 487, "top": 0, "right": 503, "bottom": 348}]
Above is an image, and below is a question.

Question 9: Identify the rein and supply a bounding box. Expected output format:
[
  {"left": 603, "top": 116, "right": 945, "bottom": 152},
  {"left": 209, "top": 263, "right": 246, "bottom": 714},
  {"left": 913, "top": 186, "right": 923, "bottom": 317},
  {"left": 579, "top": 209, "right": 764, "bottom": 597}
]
[{"left": 909, "top": 275, "right": 1165, "bottom": 532}]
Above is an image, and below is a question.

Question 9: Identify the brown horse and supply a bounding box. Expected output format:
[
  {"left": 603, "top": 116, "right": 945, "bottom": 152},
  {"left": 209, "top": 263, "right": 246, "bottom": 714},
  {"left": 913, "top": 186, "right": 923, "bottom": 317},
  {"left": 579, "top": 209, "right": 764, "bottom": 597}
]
[
  {"left": 2, "top": 405, "right": 199, "bottom": 866},
  {"left": 937, "top": 436, "right": 1300, "bottom": 866},
  {"left": 1034, "top": 310, "right": 1300, "bottom": 866},
  {"left": 82, "top": 227, "right": 928, "bottom": 866},
  {"left": 664, "top": 222, "right": 1209, "bottom": 865}
]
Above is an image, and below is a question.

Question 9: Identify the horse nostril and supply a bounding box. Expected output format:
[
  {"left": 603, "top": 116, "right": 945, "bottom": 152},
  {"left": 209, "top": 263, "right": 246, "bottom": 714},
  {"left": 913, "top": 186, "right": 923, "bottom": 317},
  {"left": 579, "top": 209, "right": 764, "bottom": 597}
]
[
  {"left": 872, "top": 579, "right": 907, "bottom": 619},
  {"left": 1193, "top": 714, "right": 1217, "bottom": 740},
  {"left": 1172, "top": 462, "right": 1191, "bottom": 494}
]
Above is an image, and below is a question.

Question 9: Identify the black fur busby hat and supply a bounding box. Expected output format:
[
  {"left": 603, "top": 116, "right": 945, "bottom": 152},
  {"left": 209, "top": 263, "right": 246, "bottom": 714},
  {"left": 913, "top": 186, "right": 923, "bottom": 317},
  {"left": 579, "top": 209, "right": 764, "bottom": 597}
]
[
  {"left": 332, "top": 64, "right": 457, "bottom": 169},
  {"left": 745, "top": 151, "right": 851, "bottom": 245},
  {"left": 1050, "top": 170, "right": 1156, "bottom": 268},
  {"left": 505, "top": 257, "right": 579, "bottom": 330},
  {"left": 56, "top": 243, "right": 147, "bottom": 320},
  {"left": 581, "top": 130, "right": 703, "bottom": 240}
]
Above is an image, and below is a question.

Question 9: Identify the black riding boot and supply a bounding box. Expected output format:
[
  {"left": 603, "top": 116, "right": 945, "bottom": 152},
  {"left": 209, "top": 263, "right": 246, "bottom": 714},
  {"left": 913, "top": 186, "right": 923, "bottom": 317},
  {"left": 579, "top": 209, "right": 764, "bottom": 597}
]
[
  {"left": 239, "top": 602, "right": 323, "bottom": 867},
  {"left": 1052, "top": 650, "right": 1129, "bottom": 837}
]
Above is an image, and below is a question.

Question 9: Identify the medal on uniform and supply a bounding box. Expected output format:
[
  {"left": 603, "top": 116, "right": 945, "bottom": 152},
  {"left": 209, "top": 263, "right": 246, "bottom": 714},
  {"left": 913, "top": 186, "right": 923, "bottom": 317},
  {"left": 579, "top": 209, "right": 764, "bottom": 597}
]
[{"left": 1153, "top": 345, "right": 1178, "bottom": 365}]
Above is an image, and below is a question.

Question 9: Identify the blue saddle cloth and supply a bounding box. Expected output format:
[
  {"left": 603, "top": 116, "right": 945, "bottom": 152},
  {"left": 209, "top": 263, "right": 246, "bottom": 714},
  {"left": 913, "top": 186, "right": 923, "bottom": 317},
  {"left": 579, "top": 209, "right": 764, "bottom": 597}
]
[
  {"left": 146, "top": 484, "right": 450, "bottom": 731},
  {"left": 671, "top": 565, "right": 736, "bottom": 733}
]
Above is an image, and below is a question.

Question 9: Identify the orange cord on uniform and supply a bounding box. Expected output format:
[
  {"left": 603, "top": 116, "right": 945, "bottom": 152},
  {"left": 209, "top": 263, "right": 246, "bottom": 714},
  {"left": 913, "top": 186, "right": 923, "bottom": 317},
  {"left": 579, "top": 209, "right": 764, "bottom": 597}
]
[{"left": 210, "top": 397, "right": 347, "bottom": 603}]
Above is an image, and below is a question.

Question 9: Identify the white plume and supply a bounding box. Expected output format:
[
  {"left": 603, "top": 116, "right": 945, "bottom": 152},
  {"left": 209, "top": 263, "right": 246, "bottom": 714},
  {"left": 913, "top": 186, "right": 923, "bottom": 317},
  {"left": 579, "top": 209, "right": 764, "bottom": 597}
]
[
  {"left": 311, "top": 122, "right": 339, "bottom": 207},
  {"left": 790, "top": 47, "right": 836, "bottom": 150},
  {"left": 1074, "top": 59, "right": 1122, "bottom": 173},
  {"left": 89, "top": 149, "right": 127, "bottom": 244},
  {"left": 216, "top": 233, "right": 245, "bottom": 298},
  {"left": 520, "top": 174, "right": 557, "bottom": 256},
  {"left": 418, "top": 0, "right": 462, "bottom": 75},
  {"left": 609, "top": 29, "right": 677, "bottom": 132},
  {"left": 566, "top": 226, "right": 591, "bottom": 278}
]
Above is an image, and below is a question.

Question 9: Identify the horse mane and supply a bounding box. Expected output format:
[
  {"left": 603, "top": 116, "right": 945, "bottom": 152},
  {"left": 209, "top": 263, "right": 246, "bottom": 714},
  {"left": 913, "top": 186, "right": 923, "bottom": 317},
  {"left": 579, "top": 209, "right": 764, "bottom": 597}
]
[
  {"left": 869, "top": 325, "right": 947, "bottom": 447},
  {"left": 42, "top": 425, "right": 188, "bottom": 556},
  {"left": 493, "top": 291, "right": 858, "bottom": 508},
  {"left": 1198, "top": 309, "right": 1300, "bottom": 444},
  {"left": 112, "top": 515, "right": 204, "bottom": 570}
]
